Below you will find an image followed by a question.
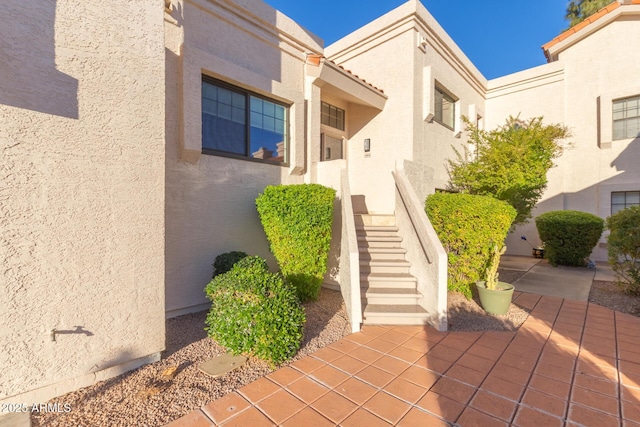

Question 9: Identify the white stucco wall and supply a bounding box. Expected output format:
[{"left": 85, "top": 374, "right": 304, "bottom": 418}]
[
  {"left": 164, "top": 0, "right": 323, "bottom": 316},
  {"left": 0, "top": 0, "right": 166, "bottom": 404}
]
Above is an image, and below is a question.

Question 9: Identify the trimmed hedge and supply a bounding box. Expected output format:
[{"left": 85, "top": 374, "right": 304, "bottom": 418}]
[
  {"left": 426, "top": 193, "right": 516, "bottom": 298},
  {"left": 204, "top": 256, "right": 305, "bottom": 365},
  {"left": 535, "top": 210, "right": 604, "bottom": 266},
  {"left": 212, "top": 251, "right": 248, "bottom": 278},
  {"left": 607, "top": 206, "right": 640, "bottom": 295},
  {"left": 256, "top": 184, "right": 335, "bottom": 302}
]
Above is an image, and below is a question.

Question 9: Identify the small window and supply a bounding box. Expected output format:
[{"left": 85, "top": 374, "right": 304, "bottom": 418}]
[
  {"left": 434, "top": 86, "right": 456, "bottom": 130},
  {"left": 321, "top": 102, "right": 345, "bottom": 131},
  {"left": 202, "top": 76, "right": 287, "bottom": 163},
  {"left": 612, "top": 191, "right": 640, "bottom": 214},
  {"left": 613, "top": 95, "right": 640, "bottom": 140}
]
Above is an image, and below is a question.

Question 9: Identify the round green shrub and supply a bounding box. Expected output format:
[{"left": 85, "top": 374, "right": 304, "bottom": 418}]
[
  {"left": 606, "top": 206, "right": 640, "bottom": 295},
  {"left": 535, "top": 210, "right": 604, "bottom": 266},
  {"left": 212, "top": 251, "right": 249, "bottom": 278},
  {"left": 426, "top": 193, "right": 517, "bottom": 298},
  {"left": 204, "top": 256, "right": 305, "bottom": 365},
  {"left": 256, "top": 184, "right": 335, "bottom": 302}
]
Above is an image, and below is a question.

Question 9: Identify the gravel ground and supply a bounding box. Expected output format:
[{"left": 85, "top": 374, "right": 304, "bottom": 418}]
[{"left": 33, "top": 270, "right": 636, "bottom": 426}]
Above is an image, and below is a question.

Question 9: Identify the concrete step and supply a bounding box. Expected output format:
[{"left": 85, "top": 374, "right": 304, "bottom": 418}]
[
  {"left": 355, "top": 225, "right": 399, "bottom": 234},
  {"left": 361, "top": 272, "right": 417, "bottom": 289},
  {"left": 354, "top": 214, "right": 396, "bottom": 227},
  {"left": 361, "top": 287, "right": 422, "bottom": 305},
  {"left": 359, "top": 247, "right": 407, "bottom": 260},
  {"left": 359, "top": 260, "right": 411, "bottom": 274},
  {"left": 362, "top": 304, "right": 430, "bottom": 325},
  {"left": 357, "top": 235, "right": 403, "bottom": 248}
]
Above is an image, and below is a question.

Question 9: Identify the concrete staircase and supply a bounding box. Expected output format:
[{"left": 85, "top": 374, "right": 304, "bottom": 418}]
[{"left": 356, "top": 214, "right": 430, "bottom": 325}]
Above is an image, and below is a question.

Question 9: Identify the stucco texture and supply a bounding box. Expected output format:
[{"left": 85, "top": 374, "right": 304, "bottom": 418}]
[{"left": 0, "top": 0, "right": 166, "bottom": 402}]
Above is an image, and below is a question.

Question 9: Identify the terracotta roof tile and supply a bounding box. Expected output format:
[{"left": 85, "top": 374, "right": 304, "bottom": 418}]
[
  {"left": 542, "top": 1, "right": 621, "bottom": 53},
  {"left": 306, "top": 54, "right": 384, "bottom": 94}
]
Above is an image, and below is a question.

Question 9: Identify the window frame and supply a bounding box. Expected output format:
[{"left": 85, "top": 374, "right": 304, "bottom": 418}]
[
  {"left": 321, "top": 101, "right": 345, "bottom": 131},
  {"left": 613, "top": 95, "right": 640, "bottom": 141},
  {"left": 434, "top": 85, "right": 457, "bottom": 130},
  {"left": 201, "top": 75, "right": 289, "bottom": 165},
  {"left": 612, "top": 191, "right": 640, "bottom": 214}
]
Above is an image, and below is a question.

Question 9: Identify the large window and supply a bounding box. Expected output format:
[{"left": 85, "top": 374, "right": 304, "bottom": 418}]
[
  {"left": 321, "top": 101, "right": 345, "bottom": 131},
  {"left": 613, "top": 95, "right": 640, "bottom": 141},
  {"left": 612, "top": 191, "right": 640, "bottom": 214},
  {"left": 202, "top": 76, "right": 287, "bottom": 163},
  {"left": 434, "top": 86, "right": 456, "bottom": 130}
]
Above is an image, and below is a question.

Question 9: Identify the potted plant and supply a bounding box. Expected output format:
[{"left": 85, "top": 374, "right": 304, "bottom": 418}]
[{"left": 476, "top": 244, "right": 515, "bottom": 315}]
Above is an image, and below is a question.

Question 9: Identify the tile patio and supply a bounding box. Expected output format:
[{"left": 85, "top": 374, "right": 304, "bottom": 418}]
[{"left": 166, "top": 291, "right": 640, "bottom": 426}]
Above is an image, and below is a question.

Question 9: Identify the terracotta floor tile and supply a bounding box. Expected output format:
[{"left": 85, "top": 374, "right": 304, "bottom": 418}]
[
  {"left": 364, "top": 336, "right": 399, "bottom": 354},
  {"left": 488, "top": 364, "right": 530, "bottom": 387},
  {"left": 478, "top": 332, "right": 515, "bottom": 349},
  {"left": 238, "top": 377, "right": 281, "bottom": 403},
  {"left": 623, "top": 400, "right": 640, "bottom": 423},
  {"left": 571, "top": 385, "right": 620, "bottom": 417},
  {"left": 401, "top": 336, "right": 435, "bottom": 353},
  {"left": 582, "top": 340, "right": 617, "bottom": 358},
  {"left": 309, "top": 364, "right": 351, "bottom": 388},
  {"left": 457, "top": 352, "right": 497, "bottom": 374},
  {"left": 289, "top": 355, "right": 325, "bottom": 374},
  {"left": 426, "top": 344, "right": 464, "bottom": 363},
  {"left": 391, "top": 325, "right": 428, "bottom": 335},
  {"left": 521, "top": 388, "right": 567, "bottom": 418},
  {"left": 334, "top": 377, "right": 378, "bottom": 405},
  {"left": 341, "top": 408, "right": 392, "bottom": 427},
  {"left": 470, "top": 389, "right": 518, "bottom": 422},
  {"left": 371, "top": 355, "right": 411, "bottom": 375},
  {"left": 574, "top": 372, "right": 619, "bottom": 397},
  {"left": 266, "top": 366, "right": 303, "bottom": 387},
  {"left": 202, "top": 392, "right": 250, "bottom": 424},
  {"left": 512, "top": 406, "right": 564, "bottom": 427},
  {"left": 397, "top": 407, "right": 450, "bottom": 427},
  {"left": 311, "top": 346, "right": 344, "bottom": 363},
  {"left": 280, "top": 407, "right": 334, "bottom": 427},
  {"left": 511, "top": 333, "right": 547, "bottom": 351},
  {"left": 398, "top": 365, "right": 440, "bottom": 389},
  {"left": 445, "top": 363, "right": 487, "bottom": 387},
  {"left": 431, "top": 376, "right": 476, "bottom": 404},
  {"left": 512, "top": 293, "right": 541, "bottom": 310},
  {"left": 416, "top": 391, "right": 465, "bottom": 421},
  {"left": 329, "top": 339, "right": 361, "bottom": 354},
  {"left": 219, "top": 406, "right": 274, "bottom": 427},
  {"left": 331, "top": 354, "right": 368, "bottom": 375},
  {"left": 539, "top": 350, "right": 576, "bottom": 370},
  {"left": 621, "top": 360, "right": 640, "bottom": 377},
  {"left": 567, "top": 402, "right": 620, "bottom": 427},
  {"left": 498, "top": 352, "right": 537, "bottom": 371},
  {"left": 413, "top": 329, "right": 446, "bottom": 343},
  {"left": 310, "top": 391, "right": 358, "bottom": 424},
  {"left": 534, "top": 361, "right": 573, "bottom": 383},
  {"left": 583, "top": 325, "right": 614, "bottom": 339},
  {"left": 378, "top": 329, "right": 413, "bottom": 345},
  {"left": 255, "top": 389, "right": 305, "bottom": 425},
  {"left": 361, "top": 325, "right": 391, "bottom": 337},
  {"left": 382, "top": 376, "right": 428, "bottom": 404},
  {"left": 388, "top": 345, "right": 425, "bottom": 364},
  {"left": 576, "top": 360, "right": 619, "bottom": 382},
  {"left": 355, "top": 365, "right": 395, "bottom": 388},
  {"left": 467, "top": 343, "right": 503, "bottom": 362},
  {"left": 286, "top": 376, "right": 329, "bottom": 404},
  {"left": 622, "top": 385, "right": 640, "bottom": 403},
  {"left": 481, "top": 374, "right": 525, "bottom": 401},
  {"left": 165, "top": 410, "right": 215, "bottom": 427},
  {"left": 438, "top": 336, "right": 475, "bottom": 352},
  {"left": 528, "top": 374, "right": 571, "bottom": 400},
  {"left": 345, "top": 331, "right": 376, "bottom": 346},
  {"left": 623, "top": 372, "right": 640, "bottom": 389},
  {"left": 414, "top": 355, "right": 454, "bottom": 374},
  {"left": 349, "top": 345, "right": 384, "bottom": 364},
  {"left": 457, "top": 406, "right": 509, "bottom": 426},
  {"left": 363, "top": 391, "right": 412, "bottom": 425}
]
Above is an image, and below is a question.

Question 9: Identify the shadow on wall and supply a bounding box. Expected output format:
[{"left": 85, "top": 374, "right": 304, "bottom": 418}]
[
  {"left": 508, "top": 137, "right": 640, "bottom": 259},
  {"left": 0, "top": 0, "right": 78, "bottom": 118}
]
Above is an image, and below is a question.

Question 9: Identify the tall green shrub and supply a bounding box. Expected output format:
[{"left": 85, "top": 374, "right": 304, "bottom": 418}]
[
  {"left": 426, "top": 193, "right": 517, "bottom": 298},
  {"left": 204, "top": 256, "right": 305, "bottom": 365},
  {"left": 535, "top": 210, "right": 604, "bottom": 266},
  {"left": 606, "top": 206, "right": 640, "bottom": 295},
  {"left": 256, "top": 184, "right": 335, "bottom": 302}
]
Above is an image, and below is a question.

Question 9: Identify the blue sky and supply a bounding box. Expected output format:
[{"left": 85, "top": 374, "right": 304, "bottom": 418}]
[{"left": 264, "top": 0, "right": 569, "bottom": 80}]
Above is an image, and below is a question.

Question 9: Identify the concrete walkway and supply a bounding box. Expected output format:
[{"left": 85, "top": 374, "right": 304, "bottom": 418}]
[{"left": 167, "top": 291, "right": 640, "bottom": 426}]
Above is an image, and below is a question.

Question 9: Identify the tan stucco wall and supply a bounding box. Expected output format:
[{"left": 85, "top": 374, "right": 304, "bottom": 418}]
[
  {"left": 164, "top": 0, "right": 322, "bottom": 316},
  {"left": 0, "top": 0, "right": 166, "bottom": 403},
  {"left": 486, "top": 16, "right": 640, "bottom": 260}
]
